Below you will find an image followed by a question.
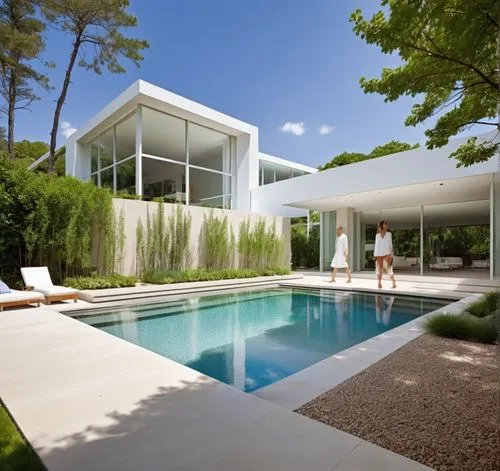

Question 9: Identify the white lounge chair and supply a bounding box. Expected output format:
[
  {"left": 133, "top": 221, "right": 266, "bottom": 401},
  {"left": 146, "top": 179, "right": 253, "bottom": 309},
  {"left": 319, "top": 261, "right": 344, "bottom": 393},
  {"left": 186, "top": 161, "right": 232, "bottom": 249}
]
[
  {"left": 0, "top": 289, "right": 44, "bottom": 311},
  {"left": 21, "top": 267, "right": 78, "bottom": 304}
]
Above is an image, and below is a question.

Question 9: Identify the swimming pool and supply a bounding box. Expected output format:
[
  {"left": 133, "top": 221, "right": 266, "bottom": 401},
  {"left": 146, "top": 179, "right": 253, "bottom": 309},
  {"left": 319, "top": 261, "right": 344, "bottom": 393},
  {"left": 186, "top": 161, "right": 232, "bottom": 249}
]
[{"left": 78, "top": 288, "right": 449, "bottom": 392}]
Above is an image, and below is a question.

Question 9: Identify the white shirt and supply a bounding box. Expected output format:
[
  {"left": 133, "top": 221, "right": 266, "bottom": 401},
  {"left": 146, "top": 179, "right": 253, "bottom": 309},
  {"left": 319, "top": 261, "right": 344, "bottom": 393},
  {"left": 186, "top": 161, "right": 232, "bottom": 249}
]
[{"left": 374, "top": 232, "right": 393, "bottom": 257}]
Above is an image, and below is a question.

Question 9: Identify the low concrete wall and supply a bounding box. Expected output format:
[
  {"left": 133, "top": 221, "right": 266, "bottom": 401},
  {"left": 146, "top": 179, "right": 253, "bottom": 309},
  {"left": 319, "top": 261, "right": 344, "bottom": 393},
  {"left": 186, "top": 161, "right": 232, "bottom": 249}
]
[{"left": 113, "top": 199, "right": 291, "bottom": 276}]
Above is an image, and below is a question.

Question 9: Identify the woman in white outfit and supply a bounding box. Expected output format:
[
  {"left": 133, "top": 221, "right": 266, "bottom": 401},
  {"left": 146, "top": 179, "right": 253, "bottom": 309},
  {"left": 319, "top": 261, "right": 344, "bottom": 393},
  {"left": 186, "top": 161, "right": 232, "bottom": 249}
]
[
  {"left": 374, "top": 220, "right": 397, "bottom": 289},
  {"left": 330, "top": 226, "right": 352, "bottom": 283}
]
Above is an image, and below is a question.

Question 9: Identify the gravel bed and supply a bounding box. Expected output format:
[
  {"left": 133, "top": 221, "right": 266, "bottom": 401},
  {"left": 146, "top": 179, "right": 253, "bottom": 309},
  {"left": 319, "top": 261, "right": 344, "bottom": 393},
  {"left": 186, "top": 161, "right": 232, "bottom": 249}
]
[{"left": 297, "top": 334, "right": 499, "bottom": 471}]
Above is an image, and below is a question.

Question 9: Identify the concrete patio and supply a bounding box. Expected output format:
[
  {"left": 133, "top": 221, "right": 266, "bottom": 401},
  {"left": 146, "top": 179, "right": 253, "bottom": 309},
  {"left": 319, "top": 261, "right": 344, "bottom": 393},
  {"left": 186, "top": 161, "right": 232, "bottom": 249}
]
[{"left": 0, "top": 306, "right": 435, "bottom": 471}]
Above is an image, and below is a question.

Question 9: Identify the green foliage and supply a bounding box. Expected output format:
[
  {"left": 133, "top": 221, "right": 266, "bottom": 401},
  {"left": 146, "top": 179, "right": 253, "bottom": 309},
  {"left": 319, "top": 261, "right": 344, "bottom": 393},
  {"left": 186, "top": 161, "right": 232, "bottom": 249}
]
[
  {"left": 291, "top": 225, "right": 320, "bottom": 269},
  {"left": 63, "top": 274, "right": 136, "bottom": 290},
  {"left": 41, "top": 0, "right": 149, "bottom": 172},
  {"left": 425, "top": 313, "right": 497, "bottom": 344},
  {"left": 0, "top": 405, "right": 45, "bottom": 471},
  {"left": 0, "top": 157, "right": 124, "bottom": 284},
  {"left": 238, "top": 217, "right": 286, "bottom": 270},
  {"left": 169, "top": 204, "right": 192, "bottom": 270},
  {"left": 136, "top": 203, "right": 191, "bottom": 276},
  {"left": 350, "top": 1, "right": 499, "bottom": 167},
  {"left": 465, "top": 292, "right": 499, "bottom": 318},
  {"left": 0, "top": 0, "right": 50, "bottom": 159},
  {"left": 143, "top": 267, "right": 291, "bottom": 285},
  {"left": 200, "top": 210, "right": 236, "bottom": 270},
  {"left": 319, "top": 141, "right": 419, "bottom": 170}
]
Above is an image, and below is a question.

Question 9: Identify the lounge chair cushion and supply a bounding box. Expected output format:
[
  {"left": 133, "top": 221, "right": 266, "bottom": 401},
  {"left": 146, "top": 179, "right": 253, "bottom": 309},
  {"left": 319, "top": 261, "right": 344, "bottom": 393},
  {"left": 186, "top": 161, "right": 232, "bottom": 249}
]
[
  {"left": 34, "top": 286, "right": 77, "bottom": 297},
  {"left": 21, "top": 266, "right": 54, "bottom": 288},
  {"left": 0, "top": 289, "right": 44, "bottom": 303},
  {"left": 0, "top": 280, "right": 11, "bottom": 294}
]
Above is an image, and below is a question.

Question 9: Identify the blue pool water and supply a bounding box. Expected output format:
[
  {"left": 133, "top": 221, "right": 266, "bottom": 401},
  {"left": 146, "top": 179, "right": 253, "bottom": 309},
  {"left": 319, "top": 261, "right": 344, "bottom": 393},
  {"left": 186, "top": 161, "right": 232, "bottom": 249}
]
[{"left": 79, "top": 289, "right": 449, "bottom": 392}]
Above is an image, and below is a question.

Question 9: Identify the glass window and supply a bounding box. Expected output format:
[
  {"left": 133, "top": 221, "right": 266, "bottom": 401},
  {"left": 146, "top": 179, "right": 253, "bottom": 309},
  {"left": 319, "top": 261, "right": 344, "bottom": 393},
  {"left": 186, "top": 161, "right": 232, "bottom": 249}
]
[
  {"left": 142, "top": 107, "right": 186, "bottom": 162},
  {"left": 116, "top": 114, "right": 136, "bottom": 162},
  {"left": 188, "top": 122, "right": 231, "bottom": 173},
  {"left": 99, "top": 128, "right": 114, "bottom": 169},
  {"left": 424, "top": 200, "right": 490, "bottom": 276},
  {"left": 190, "top": 167, "right": 231, "bottom": 209},
  {"left": 275, "top": 163, "right": 291, "bottom": 182},
  {"left": 292, "top": 169, "right": 306, "bottom": 178},
  {"left": 262, "top": 161, "right": 275, "bottom": 185},
  {"left": 116, "top": 159, "right": 136, "bottom": 194},
  {"left": 142, "top": 157, "right": 186, "bottom": 203},
  {"left": 101, "top": 167, "right": 113, "bottom": 190},
  {"left": 91, "top": 140, "right": 98, "bottom": 173}
]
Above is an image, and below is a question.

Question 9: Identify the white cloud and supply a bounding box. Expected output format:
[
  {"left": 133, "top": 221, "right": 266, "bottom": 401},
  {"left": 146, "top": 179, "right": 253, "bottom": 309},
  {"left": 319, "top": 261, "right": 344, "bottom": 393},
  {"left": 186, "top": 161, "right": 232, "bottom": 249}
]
[
  {"left": 60, "top": 120, "right": 77, "bottom": 138},
  {"left": 318, "top": 125, "right": 336, "bottom": 135},
  {"left": 280, "top": 122, "right": 306, "bottom": 136}
]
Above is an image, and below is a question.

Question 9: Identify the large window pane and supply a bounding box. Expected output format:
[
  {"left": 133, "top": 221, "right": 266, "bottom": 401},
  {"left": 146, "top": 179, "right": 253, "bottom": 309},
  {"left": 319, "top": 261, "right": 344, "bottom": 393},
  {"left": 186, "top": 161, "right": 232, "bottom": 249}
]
[
  {"left": 360, "top": 207, "right": 420, "bottom": 272},
  {"left": 116, "top": 114, "right": 136, "bottom": 162},
  {"left": 99, "top": 128, "right": 114, "bottom": 169},
  {"left": 142, "top": 157, "right": 186, "bottom": 203},
  {"left": 262, "top": 161, "right": 275, "bottom": 185},
  {"left": 91, "top": 140, "right": 98, "bottom": 173},
  {"left": 142, "top": 108, "right": 186, "bottom": 162},
  {"left": 188, "top": 123, "right": 230, "bottom": 173},
  {"left": 190, "top": 167, "right": 231, "bottom": 209},
  {"left": 275, "top": 163, "right": 291, "bottom": 182},
  {"left": 116, "top": 158, "right": 136, "bottom": 194},
  {"left": 101, "top": 166, "right": 113, "bottom": 190},
  {"left": 424, "top": 200, "right": 490, "bottom": 277}
]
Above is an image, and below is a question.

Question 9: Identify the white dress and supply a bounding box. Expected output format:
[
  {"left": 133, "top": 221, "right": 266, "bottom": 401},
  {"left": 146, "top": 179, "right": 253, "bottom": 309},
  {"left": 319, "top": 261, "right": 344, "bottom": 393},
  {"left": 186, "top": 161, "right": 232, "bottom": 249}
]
[{"left": 331, "top": 233, "right": 348, "bottom": 268}]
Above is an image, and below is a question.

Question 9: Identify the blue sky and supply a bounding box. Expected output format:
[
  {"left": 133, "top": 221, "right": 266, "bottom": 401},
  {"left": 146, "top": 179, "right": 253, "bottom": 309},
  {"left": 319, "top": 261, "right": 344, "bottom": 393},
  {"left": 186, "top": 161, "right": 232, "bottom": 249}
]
[{"left": 15, "top": 0, "right": 432, "bottom": 167}]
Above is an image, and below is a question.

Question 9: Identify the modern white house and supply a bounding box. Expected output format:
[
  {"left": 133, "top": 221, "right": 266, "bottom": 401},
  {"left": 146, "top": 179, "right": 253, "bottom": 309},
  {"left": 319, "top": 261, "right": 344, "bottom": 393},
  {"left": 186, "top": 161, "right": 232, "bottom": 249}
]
[{"left": 32, "top": 80, "right": 500, "bottom": 279}]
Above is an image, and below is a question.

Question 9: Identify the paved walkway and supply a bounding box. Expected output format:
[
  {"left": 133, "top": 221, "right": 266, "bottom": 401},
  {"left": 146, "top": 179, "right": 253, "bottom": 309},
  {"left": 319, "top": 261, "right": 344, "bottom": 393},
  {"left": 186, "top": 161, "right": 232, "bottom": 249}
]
[{"left": 0, "top": 307, "right": 432, "bottom": 471}]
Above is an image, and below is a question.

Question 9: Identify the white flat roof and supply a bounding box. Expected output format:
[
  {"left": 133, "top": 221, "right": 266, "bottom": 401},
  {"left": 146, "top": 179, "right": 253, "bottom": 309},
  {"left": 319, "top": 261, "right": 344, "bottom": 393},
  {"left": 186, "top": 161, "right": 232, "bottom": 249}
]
[
  {"left": 69, "top": 80, "right": 258, "bottom": 145},
  {"left": 251, "top": 131, "right": 499, "bottom": 212},
  {"left": 259, "top": 152, "right": 318, "bottom": 174}
]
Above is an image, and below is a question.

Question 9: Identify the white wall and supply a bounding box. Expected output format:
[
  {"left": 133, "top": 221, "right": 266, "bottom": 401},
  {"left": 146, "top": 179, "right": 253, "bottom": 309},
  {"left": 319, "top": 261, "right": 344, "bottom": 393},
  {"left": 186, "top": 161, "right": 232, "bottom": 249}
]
[{"left": 113, "top": 198, "right": 291, "bottom": 276}]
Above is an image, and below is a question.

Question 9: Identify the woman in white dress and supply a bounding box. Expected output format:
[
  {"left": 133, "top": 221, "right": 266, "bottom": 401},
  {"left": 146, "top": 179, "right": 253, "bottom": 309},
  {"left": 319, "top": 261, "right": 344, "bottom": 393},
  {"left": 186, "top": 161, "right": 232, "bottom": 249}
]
[
  {"left": 330, "top": 226, "right": 352, "bottom": 283},
  {"left": 374, "top": 220, "right": 397, "bottom": 289}
]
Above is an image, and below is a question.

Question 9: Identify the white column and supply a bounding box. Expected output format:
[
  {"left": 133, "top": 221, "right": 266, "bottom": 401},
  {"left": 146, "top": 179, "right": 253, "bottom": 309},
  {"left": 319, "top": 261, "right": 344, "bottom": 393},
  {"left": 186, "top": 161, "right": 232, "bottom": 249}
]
[
  {"left": 420, "top": 205, "right": 424, "bottom": 276},
  {"left": 490, "top": 181, "right": 494, "bottom": 280},
  {"left": 185, "top": 121, "right": 190, "bottom": 206},
  {"left": 135, "top": 106, "right": 143, "bottom": 196},
  {"left": 112, "top": 125, "right": 117, "bottom": 193},
  {"left": 319, "top": 212, "right": 324, "bottom": 272}
]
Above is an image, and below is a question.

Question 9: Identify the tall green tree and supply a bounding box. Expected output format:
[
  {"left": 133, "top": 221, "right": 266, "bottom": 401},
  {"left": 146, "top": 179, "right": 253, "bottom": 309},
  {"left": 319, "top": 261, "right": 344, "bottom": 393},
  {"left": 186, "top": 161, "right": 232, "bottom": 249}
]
[
  {"left": 319, "top": 140, "right": 418, "bottom": 170},
  {"left": 0, "top": 0, "right": 49, "bottom": 160},
  {"left": 351, "top": 1, "right": 499, "bottom": 167},
  {"left": 41, "top": 0, "right": 149, "bottom": 173}
]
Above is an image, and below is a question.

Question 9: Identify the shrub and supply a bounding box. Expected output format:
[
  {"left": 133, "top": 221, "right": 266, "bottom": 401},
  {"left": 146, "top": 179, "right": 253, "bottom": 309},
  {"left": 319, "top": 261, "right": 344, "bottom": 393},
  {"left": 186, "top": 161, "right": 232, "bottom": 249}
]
[
  {"left": 200, "top": 210, "right": 236, "bottom": 270},
  {"left": 291, "top": 225, "right": 320, "bottom": 269},
  {"left": 142, "top": 268, "right": 291, "bottom": 284},
  {"left": 63, "top": 274, "right": 137, "bottom": 290},
  {"left": 238, "top": 217, "right": 286, "bottom": 270},
  {"left": 425, "top": 313, "right": 497, "bottom": 344},
  {"left": 0, "top": 158, "right": 125, "bottom": 284},
  {"left": 465, "top": 292, "right": 499, "bottom": 318}
]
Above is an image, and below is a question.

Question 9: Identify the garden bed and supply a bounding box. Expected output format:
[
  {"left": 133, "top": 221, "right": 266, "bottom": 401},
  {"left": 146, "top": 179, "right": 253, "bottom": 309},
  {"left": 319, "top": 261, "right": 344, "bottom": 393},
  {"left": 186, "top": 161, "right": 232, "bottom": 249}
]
[{"left": 297, "top": 334, "right": 499, "bottom": 471}]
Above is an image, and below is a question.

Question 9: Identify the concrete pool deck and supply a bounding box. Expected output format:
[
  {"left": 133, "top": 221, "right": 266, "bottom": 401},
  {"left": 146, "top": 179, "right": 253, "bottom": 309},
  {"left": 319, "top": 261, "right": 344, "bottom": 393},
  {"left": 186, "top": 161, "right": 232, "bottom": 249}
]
[{"left": 0, "top": 306, "right": 437, "bottom": 471}]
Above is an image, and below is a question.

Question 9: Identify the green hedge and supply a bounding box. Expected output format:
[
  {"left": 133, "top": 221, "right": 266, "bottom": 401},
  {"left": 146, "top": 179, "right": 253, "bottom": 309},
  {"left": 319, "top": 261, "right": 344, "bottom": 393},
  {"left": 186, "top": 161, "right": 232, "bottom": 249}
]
[
  {"left": 425, "top": 314, "right": 497, "bottom": 344},
  {"left": 143, "top": 268, "right": 291, "bottom": 284},
  {"left": 425, "top": 291, "right": 499, "bottom": 344},
  {"left": 63, "top": 274, "right": 137, "bottom": 290}
]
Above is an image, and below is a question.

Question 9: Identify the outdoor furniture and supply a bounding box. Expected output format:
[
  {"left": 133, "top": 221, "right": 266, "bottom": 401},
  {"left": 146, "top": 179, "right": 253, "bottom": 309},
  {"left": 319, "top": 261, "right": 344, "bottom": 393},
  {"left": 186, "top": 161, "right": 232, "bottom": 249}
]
[
  {"left": 21, "top": 267, "right": 78, "bottom": 304},
  {"left": 429, "top": 262, "right": 452, "bottom": 271},
  {"left": 472, "top": 260, "right": 490, "bottom": 269},
  {"left": 433, "top": 257, "right": 463, "bottom": 269},
  {"left": 0, "top": 289, "right": 44, "bottom": 311}
]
